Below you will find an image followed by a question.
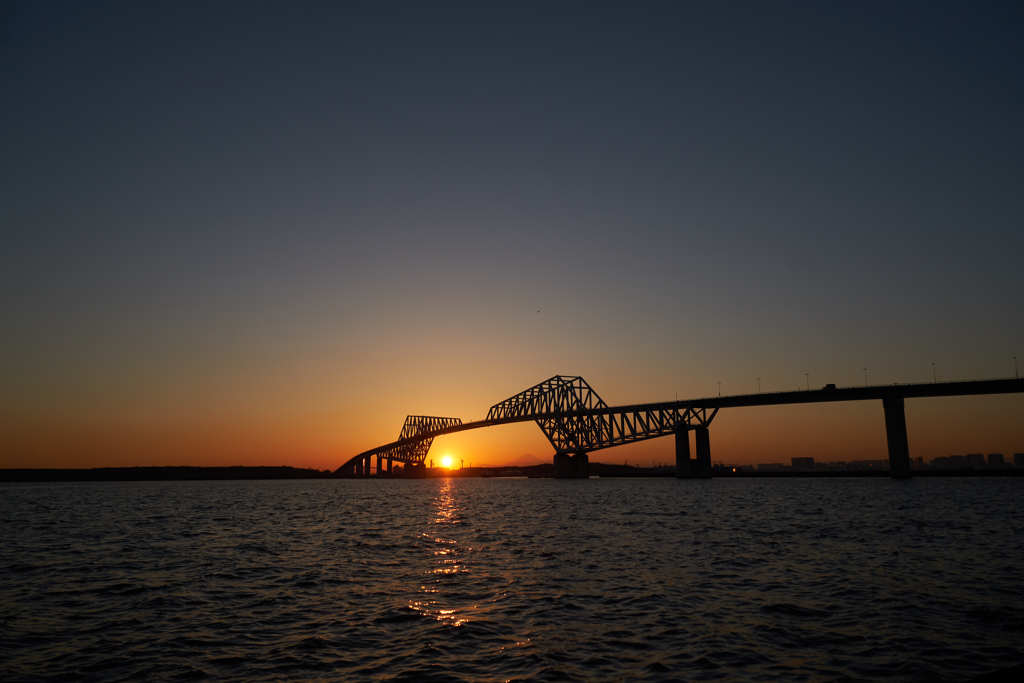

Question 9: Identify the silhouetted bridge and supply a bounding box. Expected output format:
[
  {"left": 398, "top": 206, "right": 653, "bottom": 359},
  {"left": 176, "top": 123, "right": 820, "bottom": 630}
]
[{"left": 336, "top": 375, "right": 1024, "bottom": 478}]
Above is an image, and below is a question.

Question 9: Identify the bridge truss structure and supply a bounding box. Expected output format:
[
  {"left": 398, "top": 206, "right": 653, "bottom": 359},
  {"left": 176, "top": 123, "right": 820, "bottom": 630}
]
[
  {"left": 486, "top": 375, "right": 717, "bottom": 455},
  {"left": 381, "top": 415, "right": 463, "bottom": 464},
  {"left": 337, "top": 375, "right": 718, "bottom": 476},
  {"left": 337, "top": 374, "right": 1024, "bottom": 478}
]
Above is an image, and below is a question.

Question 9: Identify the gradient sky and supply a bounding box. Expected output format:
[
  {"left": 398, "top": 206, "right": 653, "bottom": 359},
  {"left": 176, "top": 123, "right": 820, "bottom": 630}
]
[{"left": 3, "top": 1, "right": 1022, "bottom": 470}]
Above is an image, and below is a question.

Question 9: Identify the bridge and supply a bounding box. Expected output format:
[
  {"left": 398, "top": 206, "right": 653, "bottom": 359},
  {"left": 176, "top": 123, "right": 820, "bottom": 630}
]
[{"left": 336, "top": 375, "right": 1024, "bottom": 478}]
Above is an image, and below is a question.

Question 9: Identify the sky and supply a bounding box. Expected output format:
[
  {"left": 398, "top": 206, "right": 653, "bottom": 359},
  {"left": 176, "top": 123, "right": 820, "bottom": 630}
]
[{"left": 2, "top": 1, "right": 1023, "bottom": 470}]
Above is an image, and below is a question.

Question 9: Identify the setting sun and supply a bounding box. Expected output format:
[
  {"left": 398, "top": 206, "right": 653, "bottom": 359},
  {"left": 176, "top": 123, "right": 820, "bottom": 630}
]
[{"left": 440, "top": 454, "right": 454, "bottom": 469}]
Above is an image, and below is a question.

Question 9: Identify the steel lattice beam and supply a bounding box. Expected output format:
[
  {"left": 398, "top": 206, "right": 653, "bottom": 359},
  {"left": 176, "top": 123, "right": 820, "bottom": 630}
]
[
  {"left": 539, "top": 405, "right": 718, "bottom": 454},
  {"left": 360, "top": 415, "right": 463, "bottom": 467},
  {"left": 336, "top": 376, "right": 1024, "bottom": 476},
  {"left": 486, "top": 375, "right": 608, "bottom": 420},
  {"left": 337, "top": 377, "right": 724, "bottom": 474},
  {"left": 487, "top": 375, "right": 712, "bottom": 454}
]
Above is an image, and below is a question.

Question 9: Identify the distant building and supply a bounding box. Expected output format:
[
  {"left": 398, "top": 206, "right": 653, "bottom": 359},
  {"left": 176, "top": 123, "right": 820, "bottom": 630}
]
[
  {"left": 847, "top": 459, "right": 887, "bottom": 470},
  {"left": 988, "top": 453, "right": 1005, "bottom": 466},
  {"left": 758, "top": 463, "right": 786, "bottom": 472},
  {"left": 933, "top": 455, "right": 967, "bottom": 469},
  {"left": 1015, "top": 453, "right": 1024, "bottom": 467},
  {"left": 791, "top": 457, "right": 815, "bottom": 470},
  {"left": 966, "top": 453, "right": 986, "bottom": 468}
]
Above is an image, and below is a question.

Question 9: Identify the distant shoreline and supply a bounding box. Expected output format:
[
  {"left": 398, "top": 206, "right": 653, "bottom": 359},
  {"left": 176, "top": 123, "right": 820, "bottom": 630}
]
[
  {"left": 2, "top": 464, "right": 1023, "bottom": 482},
  {"left": 0, "top": 466, "right": 332, "bottom": 482}
]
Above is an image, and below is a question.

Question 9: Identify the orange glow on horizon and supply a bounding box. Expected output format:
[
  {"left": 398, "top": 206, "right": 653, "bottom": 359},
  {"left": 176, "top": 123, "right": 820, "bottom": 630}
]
[{"left": 3, "top": 391, "right": 1022, "bottom": 471}]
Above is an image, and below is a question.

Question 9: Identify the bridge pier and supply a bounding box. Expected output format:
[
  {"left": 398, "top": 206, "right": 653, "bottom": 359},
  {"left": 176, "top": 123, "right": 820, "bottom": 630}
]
[
  {"left": 386, "top": 458, "right": 392, "bottom": 474},
  {"left": 694, "top": 427, "right": 711, "bottom": 478},
  {"left": 364, "top": 454, "right": 372, "bottom": 477},
  {"left": 675, "top": 425, "right": 712, "bottom": 478},
  {"left": 376, "top": 454, "right": 383, "bottom": 476},
  {"left": 883, "top": 396, "right": 911, "bottom": 478},
  {"left": 553, "top": 451, "right": 589, "bottom": 478},
  {"left": 674, "top": 425, "right": 692, "bottom": 477}
]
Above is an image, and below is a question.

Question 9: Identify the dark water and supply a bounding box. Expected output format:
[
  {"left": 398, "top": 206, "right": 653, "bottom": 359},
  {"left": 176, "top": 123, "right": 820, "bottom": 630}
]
[{"left": 2, "top": 477, "right": 1023, "bottom": 681}]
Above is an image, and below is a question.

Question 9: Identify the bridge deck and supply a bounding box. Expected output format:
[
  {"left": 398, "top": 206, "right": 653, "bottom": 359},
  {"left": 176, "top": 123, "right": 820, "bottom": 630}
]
[{"left": 340, "top": 378, "right": 1024, "bottom": 472}]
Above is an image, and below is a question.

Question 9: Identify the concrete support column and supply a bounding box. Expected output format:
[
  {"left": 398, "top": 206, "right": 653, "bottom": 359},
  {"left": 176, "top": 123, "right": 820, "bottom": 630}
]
[
  {"left": 675, "top": 425, "right": 692, "bottom": 477},
  {"left": 883, "top": 396, "right": 911, "bottom": 478},
  {"left": 354, "top": 459, "right": 363, "bottom": 477},
  {"left": 574, "top": 451, "right": 589, "bottom": 478},
  {"left": 695, "top": 427, "right": 711, "bottom": 478},
  {"left": 386, "top": 459, "right": 392, "bottom": 474},
  {"left": 376, "top": 454, "right": 382, "bottom": 476},
  {"left": 364, "top": 454, "right": 372, "bottom": 477},
  {"left": 553, "top": 451, "right": 589, "bottom": 478}
]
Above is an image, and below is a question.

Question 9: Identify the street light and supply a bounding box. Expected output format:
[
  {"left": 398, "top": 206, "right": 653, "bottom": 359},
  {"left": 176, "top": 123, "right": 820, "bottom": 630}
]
[
  {"left": 863, "top": 367, "right": 868, "bottom": 386},
  {"left": 931, "top": 362, "right": 936, "bottom": 383},
  {"left": 1015, "top": 355, "right": 1019, "bottom": 379},
  {"left": 804, "top": 372, "right": 809, "bottom": 391},
  {"left": 756, "top": 377, "right": 761, "bottom": 393},
  {"left": 717, "top": 380, "right": 722, "bottom": 397}
]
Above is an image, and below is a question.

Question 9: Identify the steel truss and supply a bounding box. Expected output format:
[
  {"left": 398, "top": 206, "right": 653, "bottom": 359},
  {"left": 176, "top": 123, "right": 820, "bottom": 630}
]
[
  {"left": 339, "top": 375, "right": 1024, "bottom": 476},
  {"left": 486, "top": 375, "right": 608, "bottom": 420},
  {"left": 538, "top": 404, "right": 717, "bottom": 454},
  {"left": 338, "top": 376, "right": 720, "bottom": 474},
  {"left": 378, "top": 415, "right": 462, "bottom": 464},
  {"left": 489, "top": 375, "right": 718, "bottom": 454}
]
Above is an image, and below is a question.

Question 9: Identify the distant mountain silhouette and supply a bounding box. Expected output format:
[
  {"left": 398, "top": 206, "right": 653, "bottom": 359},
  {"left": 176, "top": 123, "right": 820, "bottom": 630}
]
[{"left": 500, "top": 453, "right": 548, "bottom": 467}]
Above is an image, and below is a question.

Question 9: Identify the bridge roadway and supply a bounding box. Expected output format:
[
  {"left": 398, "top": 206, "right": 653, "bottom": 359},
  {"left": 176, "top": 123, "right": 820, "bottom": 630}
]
[{"left": 337, "top": 377, "right": 1024, "bottom": 478}]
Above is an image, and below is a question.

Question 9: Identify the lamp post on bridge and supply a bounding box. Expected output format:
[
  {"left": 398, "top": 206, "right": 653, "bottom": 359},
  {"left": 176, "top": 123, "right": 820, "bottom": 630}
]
[
  {"left": 756, "top": 377, "right": 761, "bottom": 393},
  {"left": 1014, "top": 355, "right": 1019, "bottom": 379},
  {"left": 932, "top": 362, "right": 937, "bottom": 383},
  {"left": 864, "top": 367, "right": 868, "bottom": 386},
  {"left": 804, "top": 372, "right": 809, "bottom": 391},
  {"left": 717, "top": 380, "right": 721, "bottom": 397}
]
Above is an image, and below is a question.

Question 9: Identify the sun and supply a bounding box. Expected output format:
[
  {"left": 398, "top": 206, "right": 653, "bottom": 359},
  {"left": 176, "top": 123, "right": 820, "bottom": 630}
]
[{"left": 440, "top": 454, "right": 454, "bottom": 469}]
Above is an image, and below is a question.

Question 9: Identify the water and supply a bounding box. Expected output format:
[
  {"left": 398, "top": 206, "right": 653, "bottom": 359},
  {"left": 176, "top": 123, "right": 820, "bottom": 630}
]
[{"left": 2, "top": 477, "right": 1022, "bottom": 681}]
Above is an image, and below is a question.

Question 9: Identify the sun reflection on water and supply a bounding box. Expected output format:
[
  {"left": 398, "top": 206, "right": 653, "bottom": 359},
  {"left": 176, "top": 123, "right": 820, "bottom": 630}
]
[
  {"left": 409, "top": 479, "right": 474, "bottom": 627},
  {"left": 433, "top": 478, "right": 458, "bottom": 524}
]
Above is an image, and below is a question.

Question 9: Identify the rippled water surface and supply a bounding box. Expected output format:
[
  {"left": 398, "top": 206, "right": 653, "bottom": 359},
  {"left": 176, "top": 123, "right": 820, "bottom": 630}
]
[{"left": 3, "top": 477, "right": 1023, "bottom": 680}]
